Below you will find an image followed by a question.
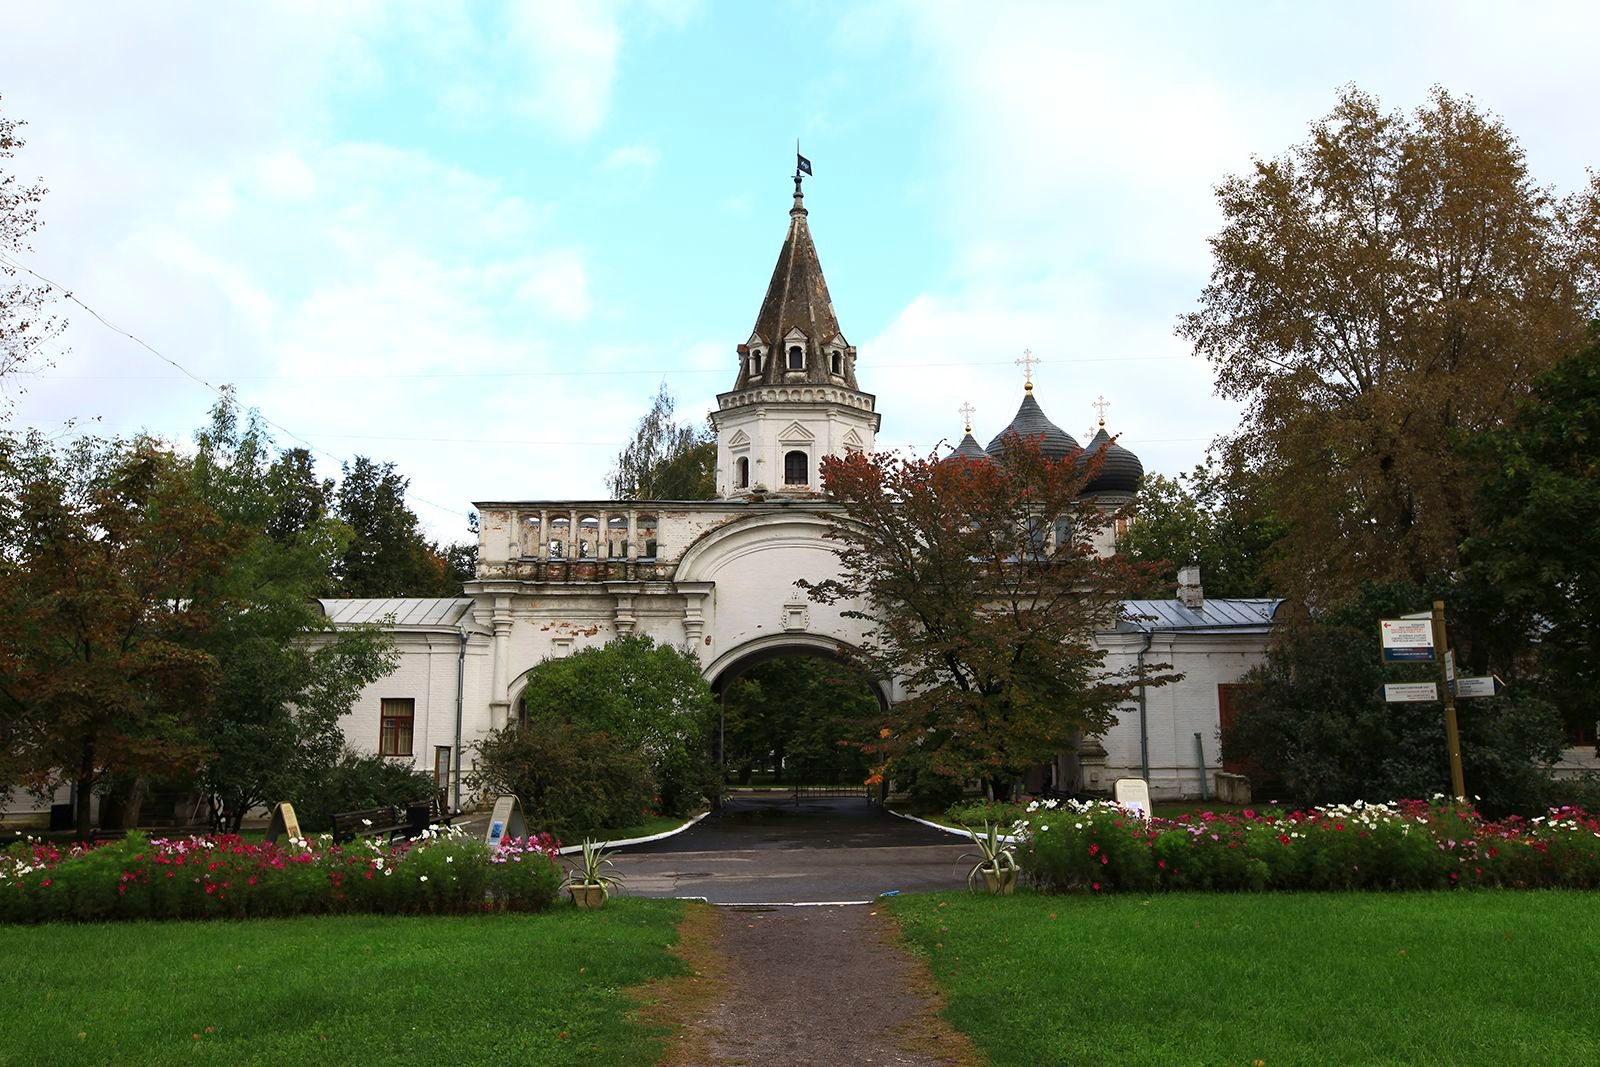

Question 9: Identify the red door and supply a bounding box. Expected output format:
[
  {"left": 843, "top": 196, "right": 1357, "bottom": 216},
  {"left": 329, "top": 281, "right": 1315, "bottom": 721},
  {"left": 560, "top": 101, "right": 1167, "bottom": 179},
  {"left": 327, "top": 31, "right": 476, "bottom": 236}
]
[{"left": 1217, "top": 684, "right": 1251, "bottom": 776}]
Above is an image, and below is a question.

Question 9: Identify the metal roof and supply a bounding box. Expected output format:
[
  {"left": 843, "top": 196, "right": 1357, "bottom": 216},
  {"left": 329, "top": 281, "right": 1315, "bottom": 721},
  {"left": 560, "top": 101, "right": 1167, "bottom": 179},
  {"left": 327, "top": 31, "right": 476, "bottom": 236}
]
[
  {"left": 1117, "top": 598, "right": 1284, "bottom": 633},
  {"left": 317, "top": 598, "right": 476, "bottom": 629}
]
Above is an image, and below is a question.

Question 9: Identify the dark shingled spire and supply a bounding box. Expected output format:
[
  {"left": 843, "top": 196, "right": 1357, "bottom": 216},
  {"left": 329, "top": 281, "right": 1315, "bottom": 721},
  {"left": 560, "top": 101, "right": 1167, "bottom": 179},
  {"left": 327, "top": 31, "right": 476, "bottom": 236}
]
[
  {"left": 945, "top": 431, "right": 993, "bottom": 464},
  {"left": 733, "top": 178, "right": 857, "bottom": 390},
  {"left": 986, "top": 392, "right": 1080, "bottom": 460}
]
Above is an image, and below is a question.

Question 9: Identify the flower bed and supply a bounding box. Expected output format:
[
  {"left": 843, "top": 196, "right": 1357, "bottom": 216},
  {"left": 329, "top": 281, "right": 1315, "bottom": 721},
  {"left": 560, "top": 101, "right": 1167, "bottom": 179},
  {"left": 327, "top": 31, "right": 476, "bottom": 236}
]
[
  {"left": 0, "top": 827, "right": 565, "bottom": 923},
  {"left": 1016, "top": 798, "right": 1600, "bottom": 893}
]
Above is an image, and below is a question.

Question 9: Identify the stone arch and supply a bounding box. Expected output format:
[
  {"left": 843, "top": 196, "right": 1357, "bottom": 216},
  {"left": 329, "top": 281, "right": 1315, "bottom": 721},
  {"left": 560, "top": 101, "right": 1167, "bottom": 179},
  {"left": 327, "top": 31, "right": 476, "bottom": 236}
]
[{"left": 702, "top": 632, "right": 892, "bottom": 709}]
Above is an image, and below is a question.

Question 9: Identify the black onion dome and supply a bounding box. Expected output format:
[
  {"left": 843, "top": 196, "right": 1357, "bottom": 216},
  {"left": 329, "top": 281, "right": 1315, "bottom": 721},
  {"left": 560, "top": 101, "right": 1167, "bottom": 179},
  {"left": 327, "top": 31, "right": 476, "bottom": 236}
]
[
  {"left": 985, "top": 393, "right": 1080, "bottom": 459},
  {"left": 943, "top": 431, "right": 993, "bottom": 464},
  {"left": 1078, "top": 427, "right": 1143, "bottom": 495}
]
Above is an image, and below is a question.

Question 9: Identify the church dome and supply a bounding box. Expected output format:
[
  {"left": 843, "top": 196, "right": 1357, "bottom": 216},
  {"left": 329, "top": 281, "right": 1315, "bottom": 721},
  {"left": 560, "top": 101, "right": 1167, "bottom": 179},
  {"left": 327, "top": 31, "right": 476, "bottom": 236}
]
[
  {"left": 943, "top": 431, "right": 993, "bottom": 465},
  {"left": 986, "top": 392, "right": 1080, "bottom": 460},
  {"left": 1078, "top": 426, "right": 1143, "bottom": 495}
]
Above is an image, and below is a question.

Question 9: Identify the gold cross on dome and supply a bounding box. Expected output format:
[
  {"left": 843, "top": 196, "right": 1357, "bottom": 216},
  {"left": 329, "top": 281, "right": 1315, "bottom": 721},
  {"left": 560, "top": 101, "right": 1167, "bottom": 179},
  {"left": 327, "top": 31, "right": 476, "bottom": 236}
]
[
  {"left": 958, "top": 402, "right": 975, "bottom": 433},
  {"left": 1092, "top": 394, "right": 1110, "bottom": 427},
  {"left": 1016, "top": 348, "right": 1039, "bottom": 391}
]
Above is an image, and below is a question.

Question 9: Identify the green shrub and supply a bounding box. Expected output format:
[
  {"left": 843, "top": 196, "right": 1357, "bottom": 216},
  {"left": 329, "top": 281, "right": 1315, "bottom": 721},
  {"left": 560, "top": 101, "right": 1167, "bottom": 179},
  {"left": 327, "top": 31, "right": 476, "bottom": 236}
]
[
  {"left": 287, "top": 749, "right": 438, "bottom": 832},
  {"left": 945, "top": 799, "right": 1029, "bottom": 829},
  {"left": 472, "top": 719, "right": 657, "bottom": 839}
]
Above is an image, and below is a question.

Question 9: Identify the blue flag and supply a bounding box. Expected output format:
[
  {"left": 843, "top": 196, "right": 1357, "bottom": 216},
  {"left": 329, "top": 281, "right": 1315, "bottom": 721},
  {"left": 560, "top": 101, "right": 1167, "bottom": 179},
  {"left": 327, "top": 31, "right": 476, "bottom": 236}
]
[{"left": 796, "top": 153, "right": 813, "bottom": 177}]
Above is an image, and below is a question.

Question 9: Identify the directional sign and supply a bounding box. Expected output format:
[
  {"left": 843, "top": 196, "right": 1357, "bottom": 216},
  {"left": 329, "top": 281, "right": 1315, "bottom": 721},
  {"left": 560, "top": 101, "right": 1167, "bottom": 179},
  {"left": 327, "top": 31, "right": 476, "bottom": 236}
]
[
  {"left": 1385, "top": 682, "right": 1439, "bottom": 703},
  {"left": 1455, "top": 676, "right": 1496, "bottom": 699},
  {"left": 484, "top": 794, "right": 527, "bottom": 851},
  {"left": 1380, "top": 619, "right": 1435, "bottom": 663}
]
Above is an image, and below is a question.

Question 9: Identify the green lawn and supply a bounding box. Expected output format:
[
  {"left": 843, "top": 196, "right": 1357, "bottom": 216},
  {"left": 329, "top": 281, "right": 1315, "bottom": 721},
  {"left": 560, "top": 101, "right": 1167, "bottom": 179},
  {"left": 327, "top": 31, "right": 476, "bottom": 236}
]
[
  {"left": 0, "top": 900, "right": 687, "bottom": 1067},
  {"left": 890, "top": 891, "right": 1600, "bottom": 1066},
  {"left": 594, "top": 813, "right": 698, "bottom": 842}
]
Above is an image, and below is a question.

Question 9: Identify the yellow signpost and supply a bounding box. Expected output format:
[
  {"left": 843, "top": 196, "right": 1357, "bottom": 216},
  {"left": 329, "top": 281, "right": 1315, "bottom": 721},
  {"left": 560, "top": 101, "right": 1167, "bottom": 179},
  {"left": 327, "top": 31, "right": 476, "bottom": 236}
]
[{"left": 1431, "top": 600, "right": 1467, "bottom": 801}]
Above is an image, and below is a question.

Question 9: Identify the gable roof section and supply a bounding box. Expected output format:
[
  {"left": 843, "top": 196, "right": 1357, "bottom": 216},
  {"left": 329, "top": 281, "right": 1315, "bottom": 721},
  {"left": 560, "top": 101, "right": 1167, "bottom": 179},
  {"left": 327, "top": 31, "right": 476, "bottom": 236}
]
[
  {"left": 1117, "top": 598, "right": 1284, "bottom": 634},
  {"left": 318, "top": 597, "right": 478, "bottom": 631}
]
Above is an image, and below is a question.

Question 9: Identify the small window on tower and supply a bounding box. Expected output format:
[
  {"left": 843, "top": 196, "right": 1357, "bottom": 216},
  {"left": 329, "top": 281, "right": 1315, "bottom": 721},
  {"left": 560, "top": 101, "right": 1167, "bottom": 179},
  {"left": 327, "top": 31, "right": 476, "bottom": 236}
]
[
  {"left": 830, "top": 351, "right": 842, "bottom": 375},
  {"left": 784, "top": 450, "right": 808, "bottom": 485},
  {"left": 735, "top": 456, "right": 749, "bottom": 488},
  {"left": 787, "top": 345, "right": 804, "bottom": 370}
]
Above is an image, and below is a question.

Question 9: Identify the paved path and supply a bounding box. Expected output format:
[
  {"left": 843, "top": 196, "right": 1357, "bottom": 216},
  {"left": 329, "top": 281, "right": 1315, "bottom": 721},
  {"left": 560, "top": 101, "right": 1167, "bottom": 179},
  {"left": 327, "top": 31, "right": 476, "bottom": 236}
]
[
  {"left": 613, "top": 796, "right": 972, "bottom": 904},
  {"left": 663, "top": 903, "right": 980, "bottom": 1067}
]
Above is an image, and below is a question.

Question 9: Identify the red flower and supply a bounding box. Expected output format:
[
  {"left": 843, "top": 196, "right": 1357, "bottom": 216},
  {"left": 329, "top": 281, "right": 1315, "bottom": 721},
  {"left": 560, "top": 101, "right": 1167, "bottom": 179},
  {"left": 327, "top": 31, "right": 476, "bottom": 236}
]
[
  {"left": 1088, "top": 844, "right": 1100, "bottom": 855},
  {"left": 1091, "top": 882, "right": 1101, "bottom": 891}
]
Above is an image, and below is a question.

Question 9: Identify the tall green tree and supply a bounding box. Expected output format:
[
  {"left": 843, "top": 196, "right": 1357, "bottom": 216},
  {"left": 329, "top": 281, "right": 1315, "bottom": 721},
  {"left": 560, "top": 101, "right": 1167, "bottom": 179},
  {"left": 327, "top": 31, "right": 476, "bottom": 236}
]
[
  {"left": 0, "top": 431, "right": 231, "bottom": 834},
  {"left": 190, "top": 397, "right": 397, "bottom": 831},
  {"left": 331, "top": 456, "right": 460, "bottom": 597},
  {"left": 1, "top": 97, "right": 62, "bottom": 396},
  {"left": 607, "top": 382, "right": 716, "bottom": 500},
  {"left": 803, "top": 437, "right": 1175, "bottom": 798},
  {"left": 721, "top": 656, "right": 882, "bottom": 785},
  {"left": 1116, "top": 461, "right": 1284, "bottom": 598},
  {"left": 1181, "top": 85, "right": 1599, "bottom": 610},
  {"left": 1468, "top": 328, "right": 1600, "bottom": 741}
]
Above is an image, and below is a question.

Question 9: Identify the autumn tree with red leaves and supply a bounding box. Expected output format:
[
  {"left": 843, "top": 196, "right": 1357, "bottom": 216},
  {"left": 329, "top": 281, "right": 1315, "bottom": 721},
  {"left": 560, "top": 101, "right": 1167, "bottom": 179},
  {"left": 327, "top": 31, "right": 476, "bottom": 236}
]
[{"left": 802, "top": 435, "right": 1175, "bottom": 799}]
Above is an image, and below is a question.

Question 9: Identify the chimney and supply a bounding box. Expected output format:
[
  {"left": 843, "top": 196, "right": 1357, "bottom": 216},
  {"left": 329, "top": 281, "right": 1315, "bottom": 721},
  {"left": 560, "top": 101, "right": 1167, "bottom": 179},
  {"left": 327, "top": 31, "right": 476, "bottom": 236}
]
[{"left": 1177, "top": 565, "right": 1204, "bottom": 610}]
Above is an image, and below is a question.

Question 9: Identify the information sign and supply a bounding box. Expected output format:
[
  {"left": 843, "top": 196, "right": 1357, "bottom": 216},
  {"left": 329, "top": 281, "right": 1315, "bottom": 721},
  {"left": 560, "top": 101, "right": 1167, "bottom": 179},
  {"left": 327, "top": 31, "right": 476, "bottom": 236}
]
[
  {"left": 264, "top": 802, "right": 302, "bottom": 844},
  {"left": 1384, "top": 682, "right": 1439, "bottom": 703},
  {"left": 1380, "top": 619, "right": 1435, "bottom": 663},
  {"left": 1455, "top": 676, "right": 1496, "bottom": 699},
  {"left": 484, "top": 794, "right": 527, "bottom": 851},
  {"left": 1113, "top": 777, "right": 1152, "bottom": 822}
]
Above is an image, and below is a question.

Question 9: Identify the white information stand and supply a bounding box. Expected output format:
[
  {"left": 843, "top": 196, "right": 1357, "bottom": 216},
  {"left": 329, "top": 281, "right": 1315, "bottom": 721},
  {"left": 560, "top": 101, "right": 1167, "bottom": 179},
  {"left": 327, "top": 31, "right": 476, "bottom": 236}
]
[
  {"left": 484, "top": 795, "right": 527, "bottom": 851},
  {"left": 263, "top": 802, "right": 302, "bottom": 845},
  {"left": 1113, "top": 777, "right": 1152, "bottom": 823},
  {"left": 1384, "top": 682, "right": 1439, "bottom": 703}
]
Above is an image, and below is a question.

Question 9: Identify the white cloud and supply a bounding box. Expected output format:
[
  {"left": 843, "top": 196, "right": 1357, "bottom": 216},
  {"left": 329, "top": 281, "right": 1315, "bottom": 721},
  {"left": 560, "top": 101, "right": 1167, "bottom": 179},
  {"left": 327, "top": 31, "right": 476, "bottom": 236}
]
[
  {"left": 507, "top": 0, "right": 622, "bottom": 139},
  {"left": 601, "top": 144, "right": 660, "bottom": 173},
  {"left": 515, "top": 250, "right": 593, "bottom": 323}
]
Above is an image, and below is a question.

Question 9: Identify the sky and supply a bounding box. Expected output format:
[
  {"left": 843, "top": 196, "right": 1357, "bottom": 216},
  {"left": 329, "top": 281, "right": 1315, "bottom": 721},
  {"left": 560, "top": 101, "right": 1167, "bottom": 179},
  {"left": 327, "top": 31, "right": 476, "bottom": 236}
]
[{"left": 3, "top": 1, "right": 1598, "bottom": 542}]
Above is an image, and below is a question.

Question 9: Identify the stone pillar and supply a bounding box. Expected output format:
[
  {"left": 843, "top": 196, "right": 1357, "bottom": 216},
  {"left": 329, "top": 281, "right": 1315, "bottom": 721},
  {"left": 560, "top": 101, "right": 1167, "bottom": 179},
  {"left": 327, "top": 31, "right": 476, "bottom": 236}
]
[{"left": 489, "top": 594, "right": 513, "bottom": 729}]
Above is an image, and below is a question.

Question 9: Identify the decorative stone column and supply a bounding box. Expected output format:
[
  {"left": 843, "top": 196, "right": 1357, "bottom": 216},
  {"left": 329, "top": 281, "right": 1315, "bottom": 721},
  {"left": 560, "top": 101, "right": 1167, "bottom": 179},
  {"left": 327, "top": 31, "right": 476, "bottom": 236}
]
[{"left": 489, "top": 594, "right": 513, "bottom": 730}]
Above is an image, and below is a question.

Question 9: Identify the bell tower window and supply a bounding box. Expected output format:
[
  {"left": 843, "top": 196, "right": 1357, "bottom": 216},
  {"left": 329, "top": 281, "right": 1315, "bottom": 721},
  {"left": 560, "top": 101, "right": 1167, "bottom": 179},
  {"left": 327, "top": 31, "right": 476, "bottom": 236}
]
[
  {"left": 787, "top": 345, "right": 804, "bottom": 370},
  {"left": 784, "top": 450, "right": 808, "bottom": 485},
  {"left": 830, "top": 351, "right": 842, "bottom": 375},
  {"left": 735, "top": 456, "right": 749, "bottom": 489}
]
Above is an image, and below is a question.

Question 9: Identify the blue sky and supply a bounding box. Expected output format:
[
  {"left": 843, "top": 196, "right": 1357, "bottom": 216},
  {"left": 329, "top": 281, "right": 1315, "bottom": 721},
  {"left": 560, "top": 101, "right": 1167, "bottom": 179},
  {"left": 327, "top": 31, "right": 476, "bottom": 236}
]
[{"left": 3, "top": 1, "right": 1598, "bottom": 540}]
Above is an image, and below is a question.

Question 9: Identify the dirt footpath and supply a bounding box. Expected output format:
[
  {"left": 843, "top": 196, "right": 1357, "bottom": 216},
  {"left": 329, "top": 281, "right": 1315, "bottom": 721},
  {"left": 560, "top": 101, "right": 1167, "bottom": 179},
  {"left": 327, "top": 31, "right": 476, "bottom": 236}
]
[{"left": 655, "top": 904, "right": 981, "bottom": 1067}]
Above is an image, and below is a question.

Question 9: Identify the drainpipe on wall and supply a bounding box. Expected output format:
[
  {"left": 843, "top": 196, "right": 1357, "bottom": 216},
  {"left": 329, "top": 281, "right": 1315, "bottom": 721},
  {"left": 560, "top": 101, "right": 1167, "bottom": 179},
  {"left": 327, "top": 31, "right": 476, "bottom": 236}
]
[
  {"left": 454, "top": 628, "right": 467, "bottom": 812},
  {"left": 1135, "top": 628, "right": 1154, "bottom": 782}
]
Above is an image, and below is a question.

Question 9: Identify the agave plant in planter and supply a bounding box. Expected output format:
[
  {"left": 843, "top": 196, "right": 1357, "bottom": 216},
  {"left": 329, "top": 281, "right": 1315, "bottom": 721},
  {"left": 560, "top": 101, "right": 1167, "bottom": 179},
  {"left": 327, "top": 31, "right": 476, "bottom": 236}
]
[
  {"left": 962, "top": 822, "right": 1019, "bottom": 895},
  {"left": 566, "top": 839, "right": 625, "bottom": 909}
]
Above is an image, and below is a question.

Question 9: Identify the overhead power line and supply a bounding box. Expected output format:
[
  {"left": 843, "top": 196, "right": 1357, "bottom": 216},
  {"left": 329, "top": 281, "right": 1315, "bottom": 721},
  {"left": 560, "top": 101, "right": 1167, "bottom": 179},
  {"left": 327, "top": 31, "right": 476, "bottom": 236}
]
[{"left": 0, "top": 251, "right": 472, "bottom": 522}]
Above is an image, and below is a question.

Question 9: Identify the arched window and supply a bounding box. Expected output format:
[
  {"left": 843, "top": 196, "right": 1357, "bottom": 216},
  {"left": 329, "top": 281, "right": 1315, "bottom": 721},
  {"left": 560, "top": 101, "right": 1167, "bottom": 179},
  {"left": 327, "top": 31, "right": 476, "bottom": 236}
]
[
  {"left": 607, "top": 515, "right": 629, "bottom": 558},
  {"left": 748, "top": 350, "right": 763, "bottom": 376},
  {"left": 577, "top": 514, "right": 599, "bottom": 558},
  {"left": 636, "top": 513, "right": 658, "bottom": 560},
  {"left": 830, "top": 351, "right": 842, "bottom": 375},
  {"left": 549, "top": 515, "right": 570, "bottom": 559},
  {"left": 735, "top": 456, "right": 749, "bottom": 489},
  {"left": 787, "top": 345, "right": 804, "bottom": 370},
  {"left": 784, "top": 450, "right": 808, "bottom": 485}
]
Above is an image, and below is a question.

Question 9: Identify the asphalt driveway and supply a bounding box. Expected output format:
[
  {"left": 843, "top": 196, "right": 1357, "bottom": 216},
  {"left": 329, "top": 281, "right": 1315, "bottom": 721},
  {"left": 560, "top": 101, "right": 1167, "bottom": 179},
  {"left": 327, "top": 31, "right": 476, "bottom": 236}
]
[{"left": 610, "top": 795, "right": 973, "bottom": 904}]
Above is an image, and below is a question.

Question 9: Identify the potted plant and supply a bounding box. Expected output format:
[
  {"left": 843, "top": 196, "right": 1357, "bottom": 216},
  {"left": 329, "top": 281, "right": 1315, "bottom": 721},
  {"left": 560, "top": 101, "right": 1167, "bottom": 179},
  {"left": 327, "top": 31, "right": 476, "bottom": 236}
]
[
  {"left": 963, "top": 822, "right": 1019, "bottom": 895},
  {"left": 566, "top": 839, "right": 624, "bottom": 909}
]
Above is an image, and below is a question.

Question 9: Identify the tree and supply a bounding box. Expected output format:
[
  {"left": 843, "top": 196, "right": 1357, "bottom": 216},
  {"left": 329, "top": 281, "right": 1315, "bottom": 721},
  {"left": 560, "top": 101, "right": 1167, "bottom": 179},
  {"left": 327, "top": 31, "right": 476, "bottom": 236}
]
[
  {"left": 802, "top": 436, "right": 1176, "bottom": 798},
  {"left": 331, "top": 456, "right": 460, "bottom": 597},
  {"left": 1224, "top": 583, "right": 1565, "bottom": 815},
  {"left": 188, "top": 397, "right": 397, "bottom": 831},
  {"left": 607, "top": 382, "right": 716, "bottom": 500},
  {"left": 1181, "top": 85, "right": 1599, "bottom": 609},
  {"left": 0, "top": 431, "right": 231, "bottom": 834},
  {"left": 1, "top": 98, "right": 62, "bottom": 398},
  {"left": 721, "top": 656, "right": 882, "bottom": 785},
  {"left": 510, "top": 634, "right": 717, "bottom": 815},
  {"left": 1116, "top": 461, "right": 1284, "bottom": 598},
  {"left": 1468, "top": 327, "right": 1600, "bottom": 740}
]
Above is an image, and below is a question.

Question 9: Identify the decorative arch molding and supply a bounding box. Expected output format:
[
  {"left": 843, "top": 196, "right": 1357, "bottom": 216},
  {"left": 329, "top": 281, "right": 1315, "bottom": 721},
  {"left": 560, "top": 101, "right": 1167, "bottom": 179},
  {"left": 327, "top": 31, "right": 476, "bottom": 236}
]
[
  {"left": 674, "top": 510, "right": 842, "bottom": 583},
  {"left": 702, "top": 632, "right": 892, "bottom": 708}
]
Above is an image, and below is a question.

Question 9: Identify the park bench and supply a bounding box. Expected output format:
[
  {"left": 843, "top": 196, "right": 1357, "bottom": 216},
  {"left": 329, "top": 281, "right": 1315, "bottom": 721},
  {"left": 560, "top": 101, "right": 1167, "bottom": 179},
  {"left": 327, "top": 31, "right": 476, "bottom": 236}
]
[{"left": 331, "top": 797, "right": 458, "bottom": 844}]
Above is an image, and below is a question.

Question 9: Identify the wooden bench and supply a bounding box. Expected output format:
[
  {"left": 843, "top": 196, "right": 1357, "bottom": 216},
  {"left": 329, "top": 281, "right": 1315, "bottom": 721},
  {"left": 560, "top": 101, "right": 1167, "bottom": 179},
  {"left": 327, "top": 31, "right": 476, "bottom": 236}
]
[
  {"left": 330, "top": 805, "right": 410, "bottom": 844},
  {"left": 331, "top": 798, "right": 459, "bottom": 845}
]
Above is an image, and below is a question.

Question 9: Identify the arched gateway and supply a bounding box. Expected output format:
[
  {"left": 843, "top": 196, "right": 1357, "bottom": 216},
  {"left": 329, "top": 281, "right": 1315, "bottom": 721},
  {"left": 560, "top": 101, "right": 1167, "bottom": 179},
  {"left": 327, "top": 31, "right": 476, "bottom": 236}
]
[{"left": 325, "top": 175, "right": 1283, "bottom": 805}]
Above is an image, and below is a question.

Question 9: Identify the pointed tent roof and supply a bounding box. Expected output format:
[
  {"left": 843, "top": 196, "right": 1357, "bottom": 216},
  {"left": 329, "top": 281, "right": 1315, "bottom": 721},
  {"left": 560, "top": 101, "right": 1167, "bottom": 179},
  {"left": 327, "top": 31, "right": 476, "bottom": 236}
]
[
  {"left": 734, "top": 179, "right": 856, "bottom": 390},
  {"left": 985, "top": 391, "right": 1080, "bottom": 459},
  {"left": 1079, "top": 426, "right": 1144, "bottom": 495}
]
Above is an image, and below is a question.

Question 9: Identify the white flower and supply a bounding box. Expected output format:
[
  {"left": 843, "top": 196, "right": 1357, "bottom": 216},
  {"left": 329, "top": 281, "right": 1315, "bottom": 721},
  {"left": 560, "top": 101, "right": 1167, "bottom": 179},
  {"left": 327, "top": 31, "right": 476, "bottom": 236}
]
[
  {"left": 1040, "top": 825, "right": 1049, "bottom": 832},
  {"left": 361, "top": 818, "right": 372, "bottom": 827},
  {"left": 445, "top": 856, "right": 453, "bottom": 863},
  {"left": 1043, "top": 799, "right": 1059, "bottom": 809},
  {"left": 1075, "top": 823, "right": 1084, "bottom": 830},
  {"left": 419, "top": 875, "right": 428, "bottom": 882}
]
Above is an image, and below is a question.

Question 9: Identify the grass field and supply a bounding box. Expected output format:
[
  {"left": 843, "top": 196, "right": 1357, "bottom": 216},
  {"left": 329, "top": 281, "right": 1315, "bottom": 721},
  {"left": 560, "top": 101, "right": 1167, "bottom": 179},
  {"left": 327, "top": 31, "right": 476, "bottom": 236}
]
[
  {"left": 0, "top": 900, "right": 687, "bottom": 1067},
  {"left": 890, "top": 891, "right": 1600, "bottom": 1066}
]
